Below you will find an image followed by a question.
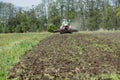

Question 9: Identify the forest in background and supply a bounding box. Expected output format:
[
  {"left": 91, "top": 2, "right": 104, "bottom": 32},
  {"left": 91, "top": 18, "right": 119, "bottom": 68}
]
[{"left": 0, "top": 0, "right": 120, "bottom": 33}]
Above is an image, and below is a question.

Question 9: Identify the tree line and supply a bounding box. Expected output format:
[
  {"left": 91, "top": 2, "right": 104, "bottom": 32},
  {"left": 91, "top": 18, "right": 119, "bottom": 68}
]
[{"left": 0, "top": 0, "right": 120, "bottom": 33}]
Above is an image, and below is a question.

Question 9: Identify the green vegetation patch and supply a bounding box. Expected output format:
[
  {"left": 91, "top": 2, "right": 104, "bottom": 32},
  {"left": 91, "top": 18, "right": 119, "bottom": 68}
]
[
  {"left": 0, "top": 32, "right": 52, "bottom": 80},
  {"left": 92, "top": 43, "right": 116, "bottom": 53}
]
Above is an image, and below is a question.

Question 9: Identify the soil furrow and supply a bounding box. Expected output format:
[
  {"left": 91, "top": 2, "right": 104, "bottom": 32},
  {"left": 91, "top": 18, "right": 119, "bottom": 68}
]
[{"left": 8, "top": 33, "right": 120, "bottom": 80}]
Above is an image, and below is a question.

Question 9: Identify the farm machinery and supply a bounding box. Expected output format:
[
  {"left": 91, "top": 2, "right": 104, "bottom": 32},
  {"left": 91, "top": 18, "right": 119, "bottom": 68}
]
[{"left": 53, "top": 19, "right": 78, "bottom": 34}]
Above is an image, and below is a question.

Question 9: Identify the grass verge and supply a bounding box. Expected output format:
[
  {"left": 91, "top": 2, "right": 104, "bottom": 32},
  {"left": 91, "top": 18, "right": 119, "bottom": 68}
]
[{"left": 0, "top": 32, "right": 52, "bottom": 80}]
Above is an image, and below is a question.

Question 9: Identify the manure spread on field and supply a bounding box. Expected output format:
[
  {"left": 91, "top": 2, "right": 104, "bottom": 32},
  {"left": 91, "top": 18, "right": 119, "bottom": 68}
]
[{"left": 8, "top": 33, "right": 120, "bottom": 80}]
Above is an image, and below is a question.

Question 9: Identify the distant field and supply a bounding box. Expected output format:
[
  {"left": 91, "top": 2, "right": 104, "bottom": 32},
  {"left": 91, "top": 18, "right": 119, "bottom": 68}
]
[
  {"left": 0, "top": 32, "right": 52, "bottom": 80},
  {"left": 7, "top": 32, "right": 120, "bottom": 80}
]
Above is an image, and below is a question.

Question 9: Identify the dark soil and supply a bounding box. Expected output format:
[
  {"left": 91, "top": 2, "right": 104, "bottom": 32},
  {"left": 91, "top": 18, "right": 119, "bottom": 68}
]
[{"left": 8, "top": 33, "right": 120, "bottom": 80}]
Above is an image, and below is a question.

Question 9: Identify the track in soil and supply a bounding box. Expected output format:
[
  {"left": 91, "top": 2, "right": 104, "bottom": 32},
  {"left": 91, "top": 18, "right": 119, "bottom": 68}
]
[{"left": 8, "top": 33, "right": 120, "bottom": 80}]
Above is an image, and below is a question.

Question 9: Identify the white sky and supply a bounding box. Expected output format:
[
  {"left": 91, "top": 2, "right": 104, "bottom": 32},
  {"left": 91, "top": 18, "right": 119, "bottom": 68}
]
[{"left": 0, "top": 0, "right": 42, "bottom": 8}]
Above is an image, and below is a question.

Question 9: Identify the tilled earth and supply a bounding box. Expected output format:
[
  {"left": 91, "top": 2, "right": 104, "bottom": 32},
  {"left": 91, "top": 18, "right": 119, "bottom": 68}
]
[{"left": 8, "top": 33, "right": 120, "bottom": 80}]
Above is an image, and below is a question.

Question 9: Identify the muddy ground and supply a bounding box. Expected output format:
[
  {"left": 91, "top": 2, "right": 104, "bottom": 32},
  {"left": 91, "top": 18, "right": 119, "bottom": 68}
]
[{"left": 8, "top": 32, "right": 120, "bottom": 80}]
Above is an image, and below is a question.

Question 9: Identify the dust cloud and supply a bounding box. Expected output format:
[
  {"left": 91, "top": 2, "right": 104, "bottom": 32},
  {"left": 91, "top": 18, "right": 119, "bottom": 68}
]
[{"left": 70, "top": 19, "right": 81, "bottom": 30}]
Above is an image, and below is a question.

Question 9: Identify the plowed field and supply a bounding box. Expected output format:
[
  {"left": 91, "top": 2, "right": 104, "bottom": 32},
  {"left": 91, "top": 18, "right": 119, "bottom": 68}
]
[{"left": 8, "top": 32, "right": 120, "bottom": 80}]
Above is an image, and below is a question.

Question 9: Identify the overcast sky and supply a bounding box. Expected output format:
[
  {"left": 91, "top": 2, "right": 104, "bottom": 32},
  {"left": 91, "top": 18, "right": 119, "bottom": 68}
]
[{"left": 0, "top": 0, "right": 42, "bottom": 8}]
